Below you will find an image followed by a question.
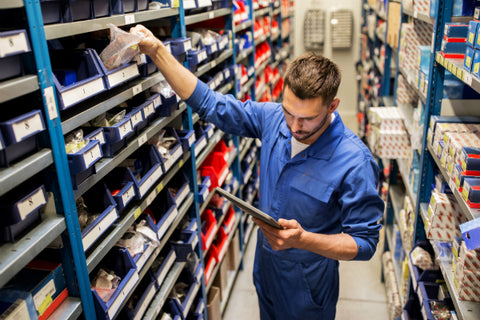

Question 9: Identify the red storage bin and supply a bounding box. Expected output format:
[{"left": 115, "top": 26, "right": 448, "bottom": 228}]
[
  {"left": 200, "top": 152, "right": 229, "bottom": 191},
  {"left": 201, "top": 209, "right": 218, "bottom": 251}
]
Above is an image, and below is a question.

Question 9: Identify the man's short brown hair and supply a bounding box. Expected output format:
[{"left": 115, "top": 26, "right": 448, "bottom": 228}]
[{"left": 283, "top": 53, "right": 341, "bottom": 105}]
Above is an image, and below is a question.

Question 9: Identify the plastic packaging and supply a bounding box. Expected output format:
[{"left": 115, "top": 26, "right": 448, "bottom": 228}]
[
  {"left": 92, "top": 268, "right": 121, "bottom": 302},
  {"left": 99, "top": 23, "right": 144, "bottom": 70},
  {"left": 65, "top": 129, "right": 87, "bottom": 154}
]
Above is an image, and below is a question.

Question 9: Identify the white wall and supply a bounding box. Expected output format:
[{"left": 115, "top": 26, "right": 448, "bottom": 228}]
[{"left": 293, "top": 0, "right": 362, "bottom": 117}]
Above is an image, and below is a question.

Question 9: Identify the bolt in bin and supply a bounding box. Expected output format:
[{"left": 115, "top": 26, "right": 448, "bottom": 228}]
[{"left": 67, "top": 139, "right": 103, "bottom": 189}]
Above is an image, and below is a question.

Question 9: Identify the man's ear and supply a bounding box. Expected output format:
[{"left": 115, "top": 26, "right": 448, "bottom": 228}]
[{"left": 329, "top": 98, "right": 340, "bottom": 113}]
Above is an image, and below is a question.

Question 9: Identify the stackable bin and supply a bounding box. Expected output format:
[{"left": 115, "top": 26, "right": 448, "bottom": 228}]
[
  {"left": 170, "top": 228, "right": 199, "bottom": 262},
  {"left": 98, "top": 113, "right": 133, "bottom": 157},
  {"left": 152, "top": 246, "right": 177, "bottom": 288},
  {"left": 88, "top": 48, "right": 140, "bottom": 90},
  {"left": 92, "top": 0, "right": 111, "bottom": 17},
  {"left": 201, "top": 209, "right": 218, "bottom": 251},
  {"left": 50, "top": 49, "right": 106, "bottom": 110},
  {"left": 92, "top": 247, "right": 139, "bottom": 320},
  {"left": 140, "top": 95, "right": 159, "bottom": 124},
  {"left": 111, "top": 0, "right": 136, "bottom": 14},
  {"left": 63, "top": 0, "right": 93, "bottom": 22},
  {"left": 142, "top": 188, "right": 178, "bottom": 240},
  {"left": 120, "top": 270, "right": 157, "bottom": 319},
  {"left": 0, "top": 109, "right": 46, "bottom": 167},
  {"left": 193, "top": 124, "right": 208, "bottom": 157},
  {"left": 0, "top": 29, "right": 31, "bottom": 81},
  {"left": 187, "top": 48, "right": 208, "bottom": 72},
  {"left": 177, "top": 129, "right": 196, "bottom": 152},
  {"left": 138, "top": 55, "right": 158, "bottom": 77},
  {"left": 155, "top": 93, "right": 180, "bottom": 117},
  {"left": 168, "top": 263, "right": 203, "bottom": 318},
  {"left": 67, "top": 139, "right": 103, "bottom": 189},
  {"left": 125, "top": 105, "right": 146, "bottom": 137},
  {"left": 166, "top": 170, "right": 191, "bottom": 207},
  {"left": 0, "top": 183, "right": 48, "bottom": 243},
  {"left": 40, "top": 0, "right": 63, "bottom": 24},
  {"left": 153, "top": 128, "right": 183, "bottom": 172},
  {"left": 104, "top": 167, "right": 136, "bottom": 213},
  {"left": 80, "top": 183, "right": 118, "bottom": 251},
  {"left": 200, "top": 152, "right": 229, "bottom": 191}
]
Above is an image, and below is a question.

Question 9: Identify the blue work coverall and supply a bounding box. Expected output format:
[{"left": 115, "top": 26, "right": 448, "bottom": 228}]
[{"left": 185, "top": 81, "right": 384, "bottom": 319}]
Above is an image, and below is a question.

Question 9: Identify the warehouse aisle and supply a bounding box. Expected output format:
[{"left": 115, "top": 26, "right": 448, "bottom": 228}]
[{"left": 223, "top": 227, "right": 389, "bottom": 320}]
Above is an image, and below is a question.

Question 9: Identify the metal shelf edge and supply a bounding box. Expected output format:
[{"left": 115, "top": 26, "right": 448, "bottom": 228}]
[
  {"left": 48, "top": 297, "right": 82, "bottom": 320},
  {"left": 0, "top": 75, "right": 39, "bottom": 104},
  {"left": 185, "top": 8, "right": 231, "bottom": 25}
]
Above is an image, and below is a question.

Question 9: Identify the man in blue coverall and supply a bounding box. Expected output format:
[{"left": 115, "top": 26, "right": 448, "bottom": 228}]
[{"left": 130, "top": 25, "right": 384, "bottom": 319}]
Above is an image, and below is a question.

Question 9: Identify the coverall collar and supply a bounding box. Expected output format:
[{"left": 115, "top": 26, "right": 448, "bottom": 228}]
[{"left": 279, "top": 110, "right": 344, "bottom": 160}]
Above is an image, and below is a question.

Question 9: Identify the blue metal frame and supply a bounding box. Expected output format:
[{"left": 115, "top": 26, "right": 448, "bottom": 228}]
[{"left": 24, "top": 1, "right": 96, "bottom": 318}]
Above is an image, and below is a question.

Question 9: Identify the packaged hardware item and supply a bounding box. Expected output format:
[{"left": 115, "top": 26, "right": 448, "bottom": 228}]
[
  {"left": 99, "top": 24, "right": 144, "bottom": 70},
  {"left": 91, "top": 269, "right": 121, "bottom": 303}
]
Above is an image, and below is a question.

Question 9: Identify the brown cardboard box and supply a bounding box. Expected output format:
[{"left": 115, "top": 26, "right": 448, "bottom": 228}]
[
  {"left": 213, "top": 258, "right": 229, "bottom": 301},
  {"left": 226, "top": 231, "right": 241, "bottom": 272},
  {"left": 207, "top": 286, "right": 221, "bottom": 320},
  {"left": 387, "top": 2, "right": 401, "bottom": 48}
]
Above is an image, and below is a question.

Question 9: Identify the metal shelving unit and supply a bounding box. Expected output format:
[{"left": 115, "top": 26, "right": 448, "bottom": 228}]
[{"left": 0, "top": 1, "right": 295, "bottom": 318}]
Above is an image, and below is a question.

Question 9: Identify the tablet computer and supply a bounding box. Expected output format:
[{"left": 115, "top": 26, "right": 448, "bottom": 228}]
[{"left": 215, "top": 187, "right": 283, "bottom": 229}]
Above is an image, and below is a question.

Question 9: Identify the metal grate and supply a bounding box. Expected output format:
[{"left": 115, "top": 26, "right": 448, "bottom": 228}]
[
  {"left": 330, "top": 9, "right": 353, "bottom": 49},
  {"left": 303, "top": 9, "right": 325, "bottom": 52}
]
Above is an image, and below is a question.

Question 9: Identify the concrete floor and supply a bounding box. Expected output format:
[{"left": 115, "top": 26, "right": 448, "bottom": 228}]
[
  {"left": 223, "top": 228, "right": 389, "bottom": 320},
  {"left": 223, "top": 112, "right": 389, "bottom": 319}
]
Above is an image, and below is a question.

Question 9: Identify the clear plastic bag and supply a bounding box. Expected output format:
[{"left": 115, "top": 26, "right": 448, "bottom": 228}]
[
  {"left": 99, "top": 23, "right": 144, "bottom": 70},
  {"left": 65, "top": 129, "right": 87, "bottom": 154}
]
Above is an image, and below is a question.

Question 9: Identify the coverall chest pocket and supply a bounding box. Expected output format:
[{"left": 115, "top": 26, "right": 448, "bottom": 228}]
[{"left": 288, "top": 173, "right": 335, "bottom": 229}]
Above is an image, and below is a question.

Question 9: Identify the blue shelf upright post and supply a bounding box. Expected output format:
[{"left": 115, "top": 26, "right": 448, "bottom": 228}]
[{"left": 23, "top": 1, "right": 96, "bottom": 319}]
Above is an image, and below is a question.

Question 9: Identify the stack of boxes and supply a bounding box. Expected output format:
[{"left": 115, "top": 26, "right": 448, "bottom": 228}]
[
  {"left": 426, "top": 192, "right": 466, "bottom": 241},
  {"left": 427, "top": 116, "right": 480, "bottom": 207},
  {"left": 368, "top": 107, "right": 411, "bottom": 159},
  {"left": 441, "top": 22, "right": 468, "bottom": 60},
  {"left": 465, "top": 8, "right": 480, "bottom": 77},
  {"left": 452, "top": 240, "right": 480, "bottom": 302}
]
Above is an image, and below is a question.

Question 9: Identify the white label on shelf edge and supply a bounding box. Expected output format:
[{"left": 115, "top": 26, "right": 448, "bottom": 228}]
[
  {"left": 0, "top": 32, "right": 28, "bottom": 58},
  {"left": 121, "top": 185, "right": 135, "bottom": 207},
  {"left": 187, "top": 132, "right": 195, "bottom": 146},
  {"left": 33, "top": 279, "right": 56, "bottom": 312},
  {"left": 82, "top": 207, "right": 117, "bottom": 251},
  {"left": 61, "top": 77, "right": 105, "bottom": 108},
  {"left": 157, "top": 208, "right": 178, "bottom": 240},
  {"left": 464, "top": 72, "right": 473, "bottom": 86},
  {"left": 12, "top": 112, "right": 44, "bottom": 143},
  {"left": 44, "top": 86, "right": 58, "bottom": 120},
  {"left": 17, "top": 187, "right": 47, "bottom": 220},
  {"left": 132, "top": 84, "right": 142, "bottom": 96},
  {"left": 125, "top": 14, "right": 136, "bottom": 25},
  {"left": 194, "top": 137, "right": 207, "bottom": 156},
  {"left": 138, "top": 133, "right": 148, "bottom": 147},
  {"left": 108, "top": 272, "right": 139, "bottom": 319},
  {"left": 153, "top": 96, "right": 162, "bottom": 108},
  {"left": 82, "top": 142, "right": 102, "bottom": 169},
  {"left": 209, "top": 12, "right": 215, "bottom": 19},
  {"left": 107, "top": 64, "right": 139, "bottom": 88}
]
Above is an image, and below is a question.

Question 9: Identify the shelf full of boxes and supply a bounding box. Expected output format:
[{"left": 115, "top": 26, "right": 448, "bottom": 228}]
[
  {"left": 360, "top": 0, "right": 480, "bottom": 319},
  {"left": 0, "top": 0, "right": 295, "bottom": 319}
]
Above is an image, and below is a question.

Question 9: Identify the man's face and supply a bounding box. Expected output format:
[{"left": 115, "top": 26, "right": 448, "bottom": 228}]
[{"left": 282, "top": 87, "right": 338, "bottom": 145}]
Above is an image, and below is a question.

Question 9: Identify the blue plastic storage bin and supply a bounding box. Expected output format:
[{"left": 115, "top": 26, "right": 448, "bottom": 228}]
[
  {"left": 139, "top": 99, "right": 156, "bottom": 125},
  {"left": 50, "top": 49, "right": 106, "bottom": 110},
  {"left": 63, "top": 0, "right": 92, "bottom": 22},
  {"left": 187, "top": 48, "right": 208, "bottom": 71},
  {"left": 123, "top": 145, "right": 165, "bottom": 199},
  {"left": 166, "top": 170, "right": 191, "bottom": 207},
  {"left": 143, "top": 188, "right": 177, "bottom": 240},
  {"left": 120, "top": 270, "right": 157, "bottom": 319},
  {"left": 111, "top": 0, "right": 136, "bottom": 14},
  {"left": 0, "top": 30, "right": 31, "bottom": 59},
  {"left": 0, "top": 184, "right": 47, "bottom": 243},
  {"left": 0, "top": 110, "right": 46, "bottom": 167},
  {"left": 168, "top": 263, "right": 203, "bottom": 318},
  {"left": 88, "top": 48, "right": 140, "bottom": 90},
  {"left": 104, "top": 167, "right": 136, "bottom": 213},
  {"left": 92, "top": 0, "right": 111, "bottom": 17},
  {"left": 152, "top": 247, "right": 177, "bottom": 288},
  {"left": 170, "top": 230, "right": 199, "bottom": 261},
  {"left": 193, "top": 125, "right": 207, "bottom": 157},
  {"left": 154, "top": 93, "right": 180, "bottom": 118},
  {"left": 40, "top": 0, "right": 63, "bottom": 24},
  {"left": 125, "top": 105, "right": 146, "bottom": 136},
  {"left": 98, "top": 114, "right": 133, "bottom": 157},
  {"left": 0, "top": 55, "right": 23, "bottom": 81},
  {"left": 92, "top": 247, "right": 139, "bottom": 320},
  {"left": 176, "top": 129, "right": 195, "bottom": 153},
  {"left": 67, "top": 139, "right": 103, "bottom": 189},
  {"left": 167, "top": 38, "right": 192, "bottom": 56},
  {"left": 137, "top": 0, "right": 149, "bottom": 11},
  {"left": 80, "top": 183, "right": 118, "bottom": 251}
]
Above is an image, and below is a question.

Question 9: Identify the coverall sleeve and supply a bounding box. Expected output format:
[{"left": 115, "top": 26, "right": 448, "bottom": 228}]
[
  {"left": 339, "top": 157, "right": 384, "bottom": 260},
  {"left": 185, "top": 80, "right": 267, "bottom": 139}
]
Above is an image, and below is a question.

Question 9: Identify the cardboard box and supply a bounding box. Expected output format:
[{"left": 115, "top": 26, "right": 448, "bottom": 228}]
[
  {"left": 207, "top": 286, "right": 221, "bottom": 320},
  {"left": 226, "top": 231, "right": 241, "bottom": 272},
  {"left": 387, "top": 2, "right": 401, "bottom": 48},
  {"left": 465, "top": 46, "right": 475, "bottom": 71},
  {"left": 213, "top": 259, "right": 229, "bottom": 301}
]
